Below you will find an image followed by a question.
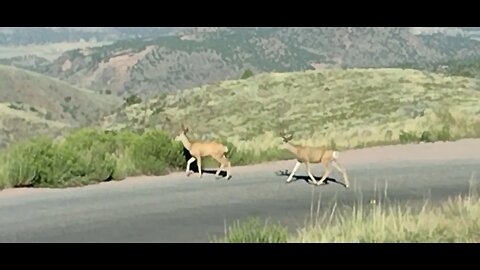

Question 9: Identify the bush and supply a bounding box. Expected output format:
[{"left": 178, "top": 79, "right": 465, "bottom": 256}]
[
  {"left": 420, "top": 131, "right": 433, "bottom": 143},
  {"left": 436, "top": 125, "right": 451, "bottom": 141},
  {"left": 62, "top": 129, "right": 118, "bottom": 182},
  {"left": 3, "top": 138, "right": 81, "bottom": 187},
  {"left": 129, "top": 129, "right": 185, "bottom": 175},
  {"left": 0, "top": 128, "right": 190, "bottom": 189},
  {"left": 399, "top": 130, "right": 418, "bottom": 144},
  {"left": 240, "top": 69, "right": 254, "bottom": 79},
  {"left": 124, "top": 94, "right": 142, "bottom": 106}
]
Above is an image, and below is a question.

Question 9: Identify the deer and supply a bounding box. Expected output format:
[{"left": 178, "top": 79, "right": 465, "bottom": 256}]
[
  {"left": 278, "top": 130, "right": 349, "bottom": 188},
  {"left": 174, "top": 124, "right": 232, "bottom": 180}
]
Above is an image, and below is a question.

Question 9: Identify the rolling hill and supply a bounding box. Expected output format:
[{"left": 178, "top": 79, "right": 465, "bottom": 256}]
[
  {"left": 101, "top": 68, "right": 480, "bottom": 152},
  {"left": 24, "top": 27, "right": 480, "bottom": 98},
  {"left": 0, "top": 64, "right": 122, "bottom": 147}
]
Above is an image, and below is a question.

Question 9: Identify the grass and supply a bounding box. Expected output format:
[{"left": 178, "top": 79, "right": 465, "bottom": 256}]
[
  {"left": 216, "top": 179, "right": 480, "bottom": 243},
  {"left": 104, "top": 68, "right": 480, "bottom": 154},
  {"left": 211, "top": 216, "right": 289, "bottom": 243},
  {"left": 294, "top": 196, "right": 480, "bottom": 243}
]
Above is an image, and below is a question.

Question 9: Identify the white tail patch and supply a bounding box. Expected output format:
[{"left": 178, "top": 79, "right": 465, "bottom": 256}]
[
  {"left": 333, "top": 151, "right": 339, "bottom": 160},
  {"left": 224, "top": 146, "right": 229, "bottom": 153}
]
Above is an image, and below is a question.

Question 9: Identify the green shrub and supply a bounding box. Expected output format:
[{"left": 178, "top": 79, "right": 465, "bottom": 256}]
[
  {"left": 420, "top": 131, "right": 433, "bottom": 142},
  {"left": 240, "top": 69, "right": 254, "bottom": 79},
  {"left": 399, "top": 130, "right": 418, "bottom": 144},
  {"left": 3, "top": 138, "right": 80, "bottom": 187},
  {"left": 436, "top": 125, "right": 451, "bottom": 141},
  {"left": 62, "top": 129, "right": 117, "bottom": 182},
  {"left": 129, "top": 129, "right": 185, "bottom": 175}
]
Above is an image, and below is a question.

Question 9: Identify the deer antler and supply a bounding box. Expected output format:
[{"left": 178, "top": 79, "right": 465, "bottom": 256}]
[
  {"left": 279, "top": 129, "right": 293, "bottom": 142},
  {"left": 181, "top": 123, "right": 189, "bottom": 133}
]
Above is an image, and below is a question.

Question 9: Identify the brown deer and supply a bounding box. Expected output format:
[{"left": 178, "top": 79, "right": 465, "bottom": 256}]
[
  {"left": 175, "top": 124, "right": 232, "bottom": 180},
  {"left": 279, "top": 130, "right": 349, "bottom": 188}
]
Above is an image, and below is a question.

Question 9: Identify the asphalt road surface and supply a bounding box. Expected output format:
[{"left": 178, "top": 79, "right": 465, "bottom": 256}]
[{"left": 1, "top": 140, "right": 480, "bottom": 243}]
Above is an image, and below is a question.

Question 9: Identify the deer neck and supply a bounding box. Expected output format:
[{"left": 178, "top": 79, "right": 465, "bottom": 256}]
[
  {"left": 179, "top": 134, "right": 192, "bottom": 151},
  {"left": 284, "top": 142, "right": 299, "bottom": 155}
]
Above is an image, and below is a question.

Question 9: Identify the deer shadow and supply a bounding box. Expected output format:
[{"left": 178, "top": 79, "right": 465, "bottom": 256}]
[
  {"left": 182, "top": 147, "right": 228, "bottom": 178},
  {"left": 275, "top": 169, "right": 347, "bottom": 188}
]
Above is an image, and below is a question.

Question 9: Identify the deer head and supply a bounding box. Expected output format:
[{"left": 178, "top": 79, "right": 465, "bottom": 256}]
[
  {"left": 279, "top": 129, "right": 294, "bottom": 149},
  {"left": 175, "top": 123, "right": 190, "bottom": 142}
]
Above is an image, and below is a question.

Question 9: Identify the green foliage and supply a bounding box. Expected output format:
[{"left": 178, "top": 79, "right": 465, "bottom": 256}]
[
  {"left": 420, "top": 131, "right": 433, "bottom": 143},
  {"left": 399, "top": 126, "right": 452, "bottom": 144},
  {"left": 124, "top": 94, "right": 142, "bottom": 106},
  {"left": 129, "top": 129, "right": 184, "bottom": 175},
  {"left": 214, "top": 216, "right": 288, "bottom": 243},
  {"left": 61, "top": 129, "right": 117, "bottom": 182},
  {"left": 0, "top": 128, "right": 187, "bottom": 189},
  {"left": 399, "top": 130, "right": 419, "bottom": 144},
  {"left": 240, "top": 69, "right": 254, "bottom": 79},
  {"left": 436, "top": 125, "right": 451, "bottom": 141}
]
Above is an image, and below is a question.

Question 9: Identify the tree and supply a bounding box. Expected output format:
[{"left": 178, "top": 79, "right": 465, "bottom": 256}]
[
  {"left": 240, "top": 69, "right": 254, "bottom": 79},
  {"left": 124, "top": 94, "right": 142, "bottom": 106}
]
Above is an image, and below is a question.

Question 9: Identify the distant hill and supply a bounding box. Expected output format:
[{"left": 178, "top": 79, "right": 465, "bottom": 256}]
[
  {"left": 21, "top": 27, "right": 480, "bottom": 98},
  {"left": 0, "top": 55, "right": 50, "bottom": 71},
  {"left": 0, "top": 27, "right": 189, "bottom": 45},
  {"left": 101, "top": 68, "right": 480, "bottom": 151},
  {"left": 0, "top": 65, "right": 122, "bottom": 147}
]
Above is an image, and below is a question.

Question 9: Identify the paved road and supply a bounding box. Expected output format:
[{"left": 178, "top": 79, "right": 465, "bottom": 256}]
[
  {"left": 0, "top": 139, "right": 480, "bottom": 242},
  {"left": 1, "top": 140, "right": 480, "bottom": 242}
]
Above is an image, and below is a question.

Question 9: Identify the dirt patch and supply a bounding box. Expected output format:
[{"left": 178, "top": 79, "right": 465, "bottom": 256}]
[{"left": 87, "top": 45, "right": 157, "bottom": 91}]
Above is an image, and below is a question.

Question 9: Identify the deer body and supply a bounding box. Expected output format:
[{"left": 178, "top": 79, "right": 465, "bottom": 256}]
[
  {"left": 175, "top": 126, "right": 232, "bottom": 180},
  {"left": 280, "top": 132, "right": 348, "bottom": 188}
]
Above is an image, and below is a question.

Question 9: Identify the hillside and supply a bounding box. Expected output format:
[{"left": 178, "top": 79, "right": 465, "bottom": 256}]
[
  {"left": 30, "top": 27, "right": 480, "bottom": 98},
  {"left": 0, "top": 55, "right": 51, "bottom": 71},
  {"left": 0, "top": 65, "right": 122, "bottom": 147},
  {"left": 0, "top": 28, "right": 189, "bottom": 61},
  {"left": 0, "top": 27, "right": 189, "bottom": 46},
  {"left": 101, "top": 68, "right": 480, "bottom": 152}
]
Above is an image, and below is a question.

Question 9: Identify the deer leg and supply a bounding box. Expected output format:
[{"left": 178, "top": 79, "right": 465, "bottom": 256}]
[
  {"left": 332, "top": 160, "right": 349, "bottom": 188},
  {"left": 317, "top": 162, "right": 331, "bottom": 186},
  {"left": 212, "top": 155, "right": 225, "bottom": 179},
  {"left": 305, "top": 162, "right": 318, "bottom": 184},
  {"left": 197, "top": 156, "right": 202, "bottom": 178},
  {"left": 286, "top": 161, "right": 301, "bottom": 183},
  {"left": 223, "top": 155, "right": 232, "bottom": 180},
  {"left": 186, "top": 157, "right": 196, "bottom": 176}
]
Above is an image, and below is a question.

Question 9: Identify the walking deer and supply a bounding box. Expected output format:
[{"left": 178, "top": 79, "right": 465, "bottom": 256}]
[
  {"left": 279, "top": 130, "right": 349, "bottom": 188},
  {"left": 175, "top": 124, "right": 232, "bottom": 180}
]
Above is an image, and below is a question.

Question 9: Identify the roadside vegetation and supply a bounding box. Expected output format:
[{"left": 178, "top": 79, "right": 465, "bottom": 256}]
[{"left": 216, "top": 187, "right": 480, "bottom": 243}]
